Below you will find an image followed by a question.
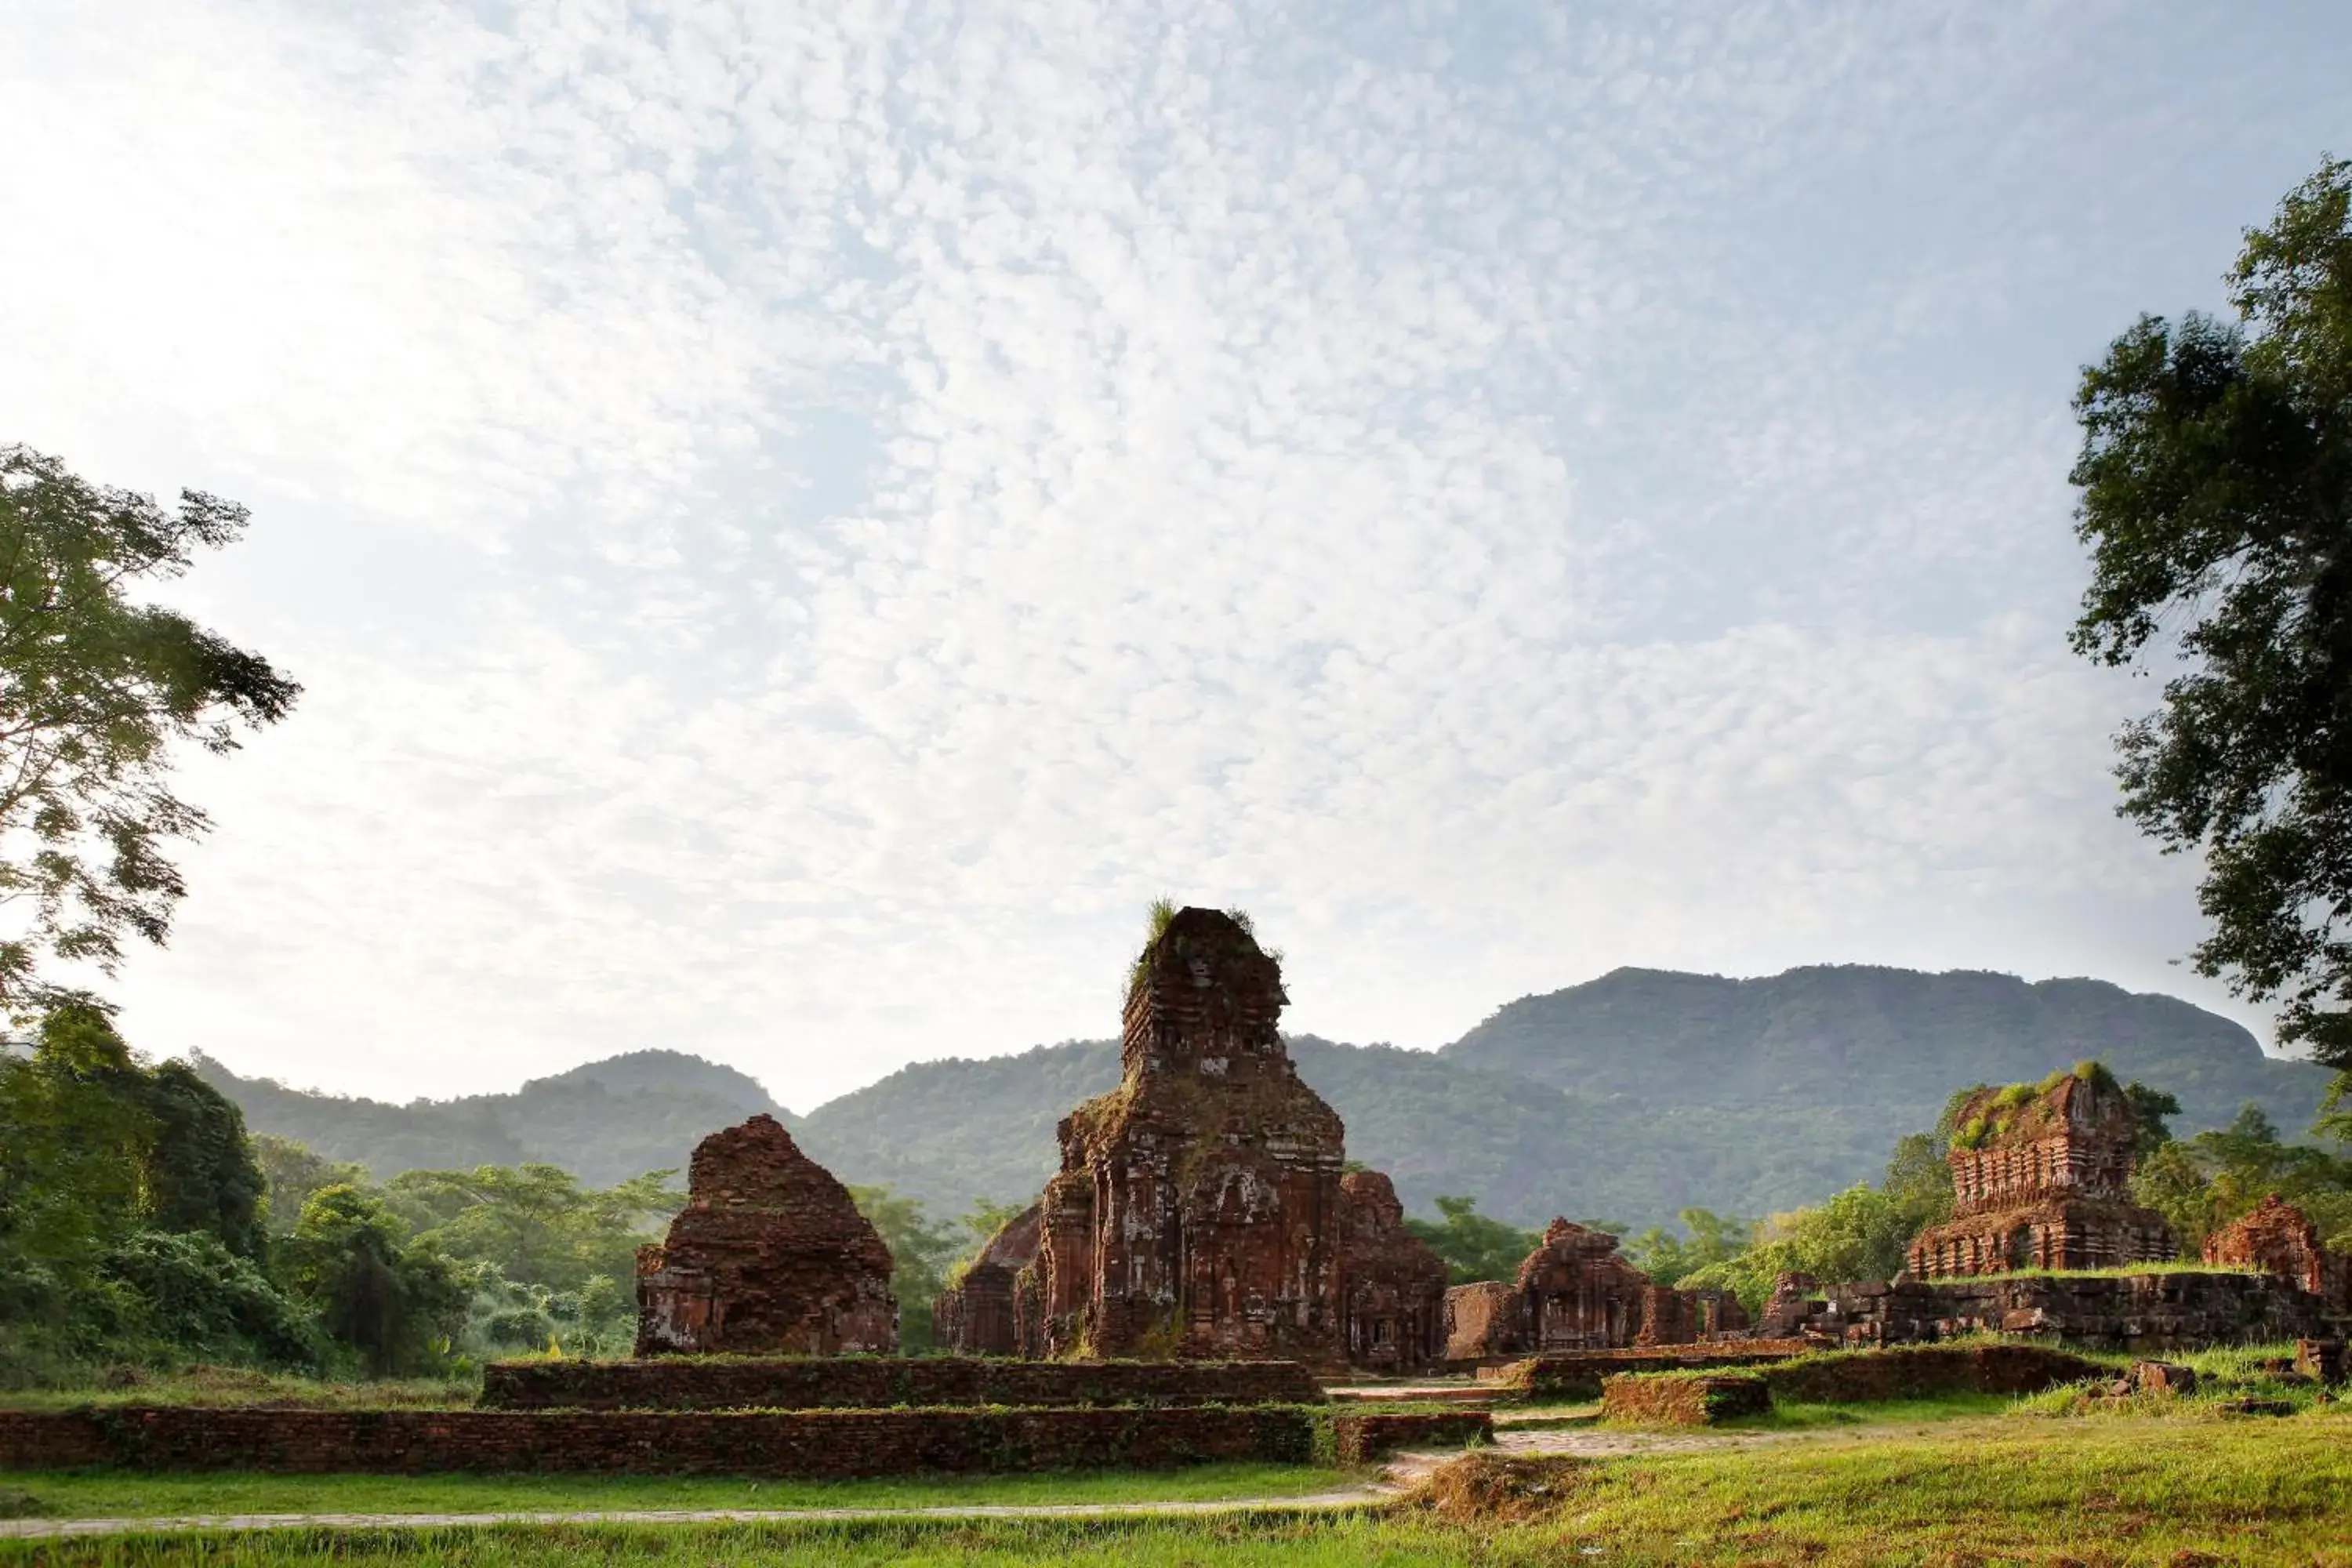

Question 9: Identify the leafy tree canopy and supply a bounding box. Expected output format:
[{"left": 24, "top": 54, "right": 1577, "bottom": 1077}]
[
  {"left": 2069, "top": 158, "right": 2352, "bottom": 1076},
  {"left": 1403, "top": 1196, "right": 1541, "bottom": 1286},
  {"left": 0, "top": 448, "right": 297, "bottom": 1015}
]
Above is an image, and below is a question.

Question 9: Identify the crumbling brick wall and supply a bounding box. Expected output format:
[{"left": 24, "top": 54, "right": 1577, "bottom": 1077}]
[
  {"left": 1790, "top": 1270, "right": 2339, "bottom": 1351},
  {"left": 2205, "top": 1195, "right": 2350, "bottom": 1309},
  {"left": 0, "top": 1405, "right": 1316, "bottom": 1476},
  {"left": 1600, "top": 1372, "right": 1769, "bottom": 1426},
  {"left": 1443, "top": 1280, "right": 1518, "bottom": 1362},
  {"left": 1338, "top": 1170, "right": 1450, "bottom": 1374},
  {"left": 479, "top": 1356, "right": 1327, "bottom": 1410},
  {"left": 636, "top": 1114, "right": 897, "bottom": 1357},
  {"left": 1034, "top": 909, "right": 1348, "bottom": 1367},
  {"left": 935, "top": 1203, "right": 1043, "bottom": 1357},
  {"left": 1907, "top": 1072, "right": 2176, "bottom": 1278},
  {"left": 1511, "top": 1219, "right": 1655, "bottom": 1351}
]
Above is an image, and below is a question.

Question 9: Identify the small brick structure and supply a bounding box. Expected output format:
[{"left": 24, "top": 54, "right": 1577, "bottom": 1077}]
[
  {"left": 933, "top": 1203, "right": 1044, "bottom": 1358},
  {"left": 636, "top": 1115, "right": 897, "bottom": 1357},
  {"left": 1441, "top": 1222, "right": 1752, "bottom": 1362},
  {"left": 1337, "top": 1171, "right": 1450, "bottom": 1374},
  {"left": 1784, "top": 1270, "right": 2339, "bottom": 1352},
  {"left": 2296, "top": 1339, "right": 2346, "bottom": 1384},
  {"left": 1330, "top": 1411, "right": 1491, "bottom": 1463},
  {"left": 0, "top": 1406, "right": 1317, "bottom": 1476},
  {"left": 1490, "top": 1341, "right": 1814, "bottom": 1400},
  {"left": 2132, "top": 1361, "right": 2198, "bottom": 1396},
  {"left": 1907, "top": 1070, "right": 2176, "bottom": 1277},
  {"left": 1600, "top": 1372, "right": 1770, "bottom": 1426},
  {"left": 1759, "top": 1343, "right": 2101, "bottom": 1403},
  {"left": 2205, "top": 1196, "right": 2351, "bottom": 1310},
  {"left": 480, "top": 1356, "right": 1327, "bottom": 1410}
]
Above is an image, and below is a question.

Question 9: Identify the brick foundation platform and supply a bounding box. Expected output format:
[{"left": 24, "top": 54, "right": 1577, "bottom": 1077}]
[{"left": 479, "top": 1356, "right": 1327, "bottom": 1410}]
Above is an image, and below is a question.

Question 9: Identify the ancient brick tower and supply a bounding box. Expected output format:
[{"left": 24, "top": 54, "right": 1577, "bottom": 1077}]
[
  {"left": 1336, "top": 1170, "right": 1449, "bottom": 1372},
  {"left": 635, "top": 1113, "right": 898, "bottom": 1356},
  {"left": 1033, "top": 907, "right": 1348, "bottom": 1365},
  {"left": 1906, "top": 1068, "right": 2176, "bottom": 1278}
]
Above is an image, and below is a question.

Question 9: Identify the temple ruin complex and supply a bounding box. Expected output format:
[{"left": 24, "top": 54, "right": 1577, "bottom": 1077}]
[
  {"left": 1441, "top": 1218, "right": 1751, "bottom": 1361},
  {"left": 1907, "top": 1068, "right": 2177, "bottom": 1278},
  {"left": 635, "top": 1113, "right": 898, "bottom": 1356}
]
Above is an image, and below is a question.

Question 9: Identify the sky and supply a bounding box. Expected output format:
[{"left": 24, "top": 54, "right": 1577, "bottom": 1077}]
[{"left": 3, "top": 2, "right": 2347, "bottom": 1112}]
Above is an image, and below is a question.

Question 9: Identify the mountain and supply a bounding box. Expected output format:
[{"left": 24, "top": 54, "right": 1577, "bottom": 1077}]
[
  {"left": 193, "top": 1047, "right": 784, "bottom": 1189},
  {"left": 199, "top": 966, "right": 2339, "bottom": 1231}
]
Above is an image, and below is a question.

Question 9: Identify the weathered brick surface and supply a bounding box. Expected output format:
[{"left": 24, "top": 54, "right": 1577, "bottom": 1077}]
[
  {"left": 1759, "top": 1344, "right": 2101, "bottom": 1403},
  {"left": 480, "top": 1356, "right": 1327, "bottom": 1410},
  {"left": 1494, "top": 1342, "right": 1813, "bottom": 1399},
  {"left": 1794, "top": 1270, "right": 2341, "bottom": 1352},
  {"left": 1908, "top": 1073, "right": 2176, "bottom": 1277},
  {"left": 1338, "top": 1171, "right": 1450, "bottom": 1374},
  {"left": 934, "top": 1203, "right": 1043, "bottom": 1357},
  {"left": 1440, "top": 1225, "right": 1751, "bottom": 1361},
  {"left": 1033, "top": 909, "right": 1348, "bottom": 1367},
  {"left": 0, "top": 1406, "right": 1316, "bottom": 1475},
  {"left": 1330, "top": 1412, "right": 1491, "bottom": 1463},
  {"left": 1600, "top": 1372, "right": 1769, "bottom": 1426},
  {"left": 2205, "top": 1196, "right": 2350, "bottom": 1310},
  {"left": 636, "top": 1115, "right": 897, "bottom": 1357}
]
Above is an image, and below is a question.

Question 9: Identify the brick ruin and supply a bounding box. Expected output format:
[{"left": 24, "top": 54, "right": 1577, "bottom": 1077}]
[
  {"left": 636, "top": 1113, "right": 898, "bottom": 1356},
  {"left": 932, "top": 1203, "right": 1043, "bottom": 1358},
  {"left": 1029, "top": 908, "right": 1350, "bottom": 1367},
  {"left": 1906, "top": 1069, "right": 2176, "bottom": 1278},
  {"left": 1336, "top": 1169, "right": 1450, "bottom": 1373},
  {"left": 930, "top": 907, "right": 1451, "bottom": 1372},
  {"left": 2204, "top": 1195, "right": 2350, "bottom": 1310},
  {"left": 1441, "top": 1218, "right": 1750, "bottom": 1362}
]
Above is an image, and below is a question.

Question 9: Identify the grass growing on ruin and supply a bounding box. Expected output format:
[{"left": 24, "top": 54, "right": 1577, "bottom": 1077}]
[
  {"left": 0, "top": 1462, "right": 1356, "bottom": 1523},
  {"left": 0, "top": 1367, "right": 481, "bottom": 1412}
]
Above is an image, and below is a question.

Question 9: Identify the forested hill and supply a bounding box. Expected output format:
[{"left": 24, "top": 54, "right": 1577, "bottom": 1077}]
[
  {"left": 201, "top": 966, "right": 2336, "bottom": 1230},
  {"left": 193, "top": 1048, "right": 786, "bottom": 1189}
]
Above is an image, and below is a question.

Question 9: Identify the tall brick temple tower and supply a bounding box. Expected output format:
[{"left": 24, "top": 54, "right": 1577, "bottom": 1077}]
[
  {"left": 1907, "top": 1067, "right": 2176, "bottom": 1278},
  {"left": 1032, "top": 907, "right": 1348, "bottom": 1365}
]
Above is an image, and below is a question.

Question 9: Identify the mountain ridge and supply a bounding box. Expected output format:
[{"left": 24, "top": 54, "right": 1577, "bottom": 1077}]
[{"left": 196, "top": 964, "right": 2336, "bottom": 1229}]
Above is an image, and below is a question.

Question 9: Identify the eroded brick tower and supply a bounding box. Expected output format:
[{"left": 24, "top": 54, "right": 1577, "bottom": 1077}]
[
  {"left": 1033, "top": 907, "right": 1347, "bottom": 1365},
  {"left": 1906, "top": 1069, "right": 2176, "bottom": 1278}
]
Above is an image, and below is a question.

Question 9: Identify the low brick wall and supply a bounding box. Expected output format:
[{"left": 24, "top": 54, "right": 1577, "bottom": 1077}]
[
  {"left": 0, "top": 1406, "right": 1316, "bottom": 1477},
  {"left": 1494, "top": 1341, "right": 1813, "bottom": 1400},
  {"left": 1330, "top": 1412, "right": 1491, "bottom": 1464},
  {"left": 1760, "top": 1344, "right": 2103, "bottom": 1403},
  {"left": 1600, "top": 1373, "right": 1770, "bottom": 1427},
  {"left": 1800, "top": 1272, "right": 2338, "bottom": 1352},
  {"left": 480, "top": 1356, "right": 1327, "bottom": 1411}
]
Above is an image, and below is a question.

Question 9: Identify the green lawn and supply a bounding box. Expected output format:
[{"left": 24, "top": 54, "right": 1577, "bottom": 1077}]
[
  {"left": 0, "top": 1462, "right": 1357, "bottom": 1523},
  {"left": 12, "top": 1410, "right": 2352, "bottom": 1566}
]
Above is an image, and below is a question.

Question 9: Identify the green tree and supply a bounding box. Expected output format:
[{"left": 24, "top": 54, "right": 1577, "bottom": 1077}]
[
  {"left": 2068, "top": 159, "right": 2352, "bottom": 1082},
  {"left": 849, "top": 1184, "right": 961, "bottom": 1351},
  {"left": 1404, "top": 1196, "right": 1541, "bottom": 1286},
  {"left": 251, "top": 1135, "right": 368, "bottom": 1237},
  {"left": 0, "top": 448, "right": 299, "bottom": 1014},
  {"left": 382, "top": 1163, "right": 679, "bottom": 1294},
  {"left": 137, "top": 1060, "right": 266, "bottom": 1261},
  {"left": 1623, "top": 1208, "right": 1751, "bottom": 1285},
  {"left": 2130, "top": 1102, "right": 2352, "bottom": 1252},
  {"left": 278, "top": 1185, "right": 467, "bottom": 1377}
]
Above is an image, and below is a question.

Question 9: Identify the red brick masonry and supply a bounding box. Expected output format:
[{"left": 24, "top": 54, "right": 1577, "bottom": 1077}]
[
  {"left": 479, "top": 1356, "right": 1328, "bottom": 1410},
  {"left": 1329, "top": 1412, "right": 1490, "bottom": 1463},
  {"left": 0, "top": 1406, "right": 1316, "bottom": 1476}
]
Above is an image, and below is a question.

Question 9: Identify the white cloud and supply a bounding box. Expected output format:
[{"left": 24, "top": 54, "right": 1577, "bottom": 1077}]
[{"left": 2, "top": 0, "right": 2342, "bottom": 1107}]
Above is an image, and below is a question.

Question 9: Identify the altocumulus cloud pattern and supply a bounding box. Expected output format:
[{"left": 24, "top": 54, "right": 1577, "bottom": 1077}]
[{"left": 2, "top": 1, "right": 2346, "bottom": 1103}]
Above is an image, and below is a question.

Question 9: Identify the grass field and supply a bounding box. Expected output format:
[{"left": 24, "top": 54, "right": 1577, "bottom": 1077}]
[
  {"left": 0, "top": 1462, "right": 1356, "bottom": 1522},
  {"left": 8, "top": 1407, "right": 2350, "bottom": 1566}
]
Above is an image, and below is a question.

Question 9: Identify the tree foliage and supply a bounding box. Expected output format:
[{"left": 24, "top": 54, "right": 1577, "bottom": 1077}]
[
  {"left": 1403, "top": 1196, "right": 1542, "bottom": 1285},
  {"left": 2069, "top": 158, "right": 2352, "bottom": 1073},
  {"left": 0, "top": 448, "right": 297, "bottom": 1014},
  {"left": 848, "top": 1183, "right": 962, "bottom": 1350},
  {"left": 277, "top": 1185, "right": 468, "bottom": 1377}
]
